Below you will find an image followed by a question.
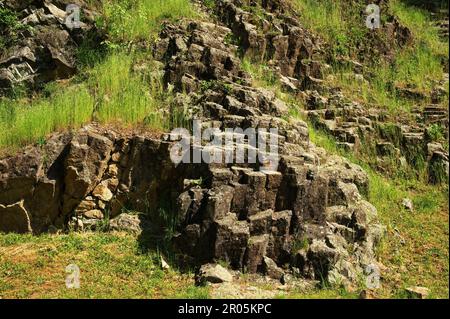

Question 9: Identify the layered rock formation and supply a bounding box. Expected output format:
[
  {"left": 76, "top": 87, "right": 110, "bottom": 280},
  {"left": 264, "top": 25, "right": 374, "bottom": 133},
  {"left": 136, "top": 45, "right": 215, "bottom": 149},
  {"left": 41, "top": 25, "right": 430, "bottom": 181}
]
[
  {"left": 207, "top": 0, "right": 449, "bottom": 183},
  {"left": 0, "top": 13, "right": 385, "bottom": 286},
  {"left": 306, "top": 89, "right": 449, "bottom": 183},
  {"left": 213, "top": 0, "right": 325, "bottom": 90}
]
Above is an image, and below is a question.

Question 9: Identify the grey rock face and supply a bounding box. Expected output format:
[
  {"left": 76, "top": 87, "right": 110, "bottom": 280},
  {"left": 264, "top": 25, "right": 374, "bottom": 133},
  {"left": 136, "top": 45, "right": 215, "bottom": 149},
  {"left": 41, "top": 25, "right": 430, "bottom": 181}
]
[
  {"left": 196, "top": 263, "right": 234, "bottom": 285},
  {"left": 109, "top": 213, "right": 143, "bottom": 235},
  {"left": 0, "top": 1, "right": 98, "bottom": 93},
  {"left": 262, "top": 256, "right": 284, "bottom": 280},
  {"left": 0, "top": 200, "right": 32, "bottom": 233}
]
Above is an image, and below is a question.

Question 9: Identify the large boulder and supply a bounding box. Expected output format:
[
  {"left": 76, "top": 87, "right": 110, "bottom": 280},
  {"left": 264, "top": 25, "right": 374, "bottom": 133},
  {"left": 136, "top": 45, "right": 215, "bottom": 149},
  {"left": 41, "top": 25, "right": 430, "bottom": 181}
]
[{"left": 196, "top": 263, "right": 234, "bottom": 285}]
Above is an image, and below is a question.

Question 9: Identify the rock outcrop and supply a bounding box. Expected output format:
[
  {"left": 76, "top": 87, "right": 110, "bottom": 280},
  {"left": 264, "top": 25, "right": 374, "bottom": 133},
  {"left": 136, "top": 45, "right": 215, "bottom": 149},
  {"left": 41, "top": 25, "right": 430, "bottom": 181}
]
[
  {"left": 205, "top": 0, "right": 448, "bottom": 183},
  {"left": 0, "top": 0, "right": 98, "bottom": 93},
  {"left": 305, "top": 89, "right": 449, "bottom": 183},
  {"left": 214, "top": 0, "right": 325, "bottom": 90},
  {"left": 0, "top": 122, "right": 383, "bottom": 285}
]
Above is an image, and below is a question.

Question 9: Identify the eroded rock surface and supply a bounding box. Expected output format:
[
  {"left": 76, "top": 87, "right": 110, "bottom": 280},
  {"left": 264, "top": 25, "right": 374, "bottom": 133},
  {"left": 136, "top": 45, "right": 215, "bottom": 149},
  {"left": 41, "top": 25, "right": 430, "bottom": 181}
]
[
  {"left": 0, "top": 15, "right": 385, "bottom": 286},
  {"left": 0, "top": 0, "right": 98, "bottom": 93}
]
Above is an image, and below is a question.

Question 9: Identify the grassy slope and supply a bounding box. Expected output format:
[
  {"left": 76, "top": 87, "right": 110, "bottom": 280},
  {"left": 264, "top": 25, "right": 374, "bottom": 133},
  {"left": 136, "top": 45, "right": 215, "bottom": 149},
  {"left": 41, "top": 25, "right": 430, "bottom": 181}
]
[
  {"left": 0, "top": 232, "right": 208, "bottom": 298},
  {"left": 0, "top": 0, "right": 448, "bottom": 299},
  {"left": 293, "top": 0, "right": 448, "bottom": 113},
  {"left": 287, "top": 1, "right": 448, "bottom": 298},
  {"left": 242, "top": 58, "right": 449, "bottom": 297},
  {"left": 0, "top": 0, "right": 197, "bottom": 150},
  {"left": 308, "top": 129, "right": 449, "bottom": 299}
]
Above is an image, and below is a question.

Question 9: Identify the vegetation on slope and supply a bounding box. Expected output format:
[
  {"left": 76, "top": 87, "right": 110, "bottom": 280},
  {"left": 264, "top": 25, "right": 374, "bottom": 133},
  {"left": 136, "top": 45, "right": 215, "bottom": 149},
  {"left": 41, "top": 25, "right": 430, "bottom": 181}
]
[
  {"left": 0, "top": 0, "right": 196, "bottom": 150},
  {"left": 241, "top": 0, "right": 449, "bottom": 296},
  {"left": 0, "top": 0, "right": 448, "bottom": 299},
  {"left": 0, "top": 7, "right": 28, "bottom": 51},
  {"left": 309, "top": 129, "right": 449, "bottom": 298},
  {"left": 243, "top": 56, "right": 449, "bottom": 297}
]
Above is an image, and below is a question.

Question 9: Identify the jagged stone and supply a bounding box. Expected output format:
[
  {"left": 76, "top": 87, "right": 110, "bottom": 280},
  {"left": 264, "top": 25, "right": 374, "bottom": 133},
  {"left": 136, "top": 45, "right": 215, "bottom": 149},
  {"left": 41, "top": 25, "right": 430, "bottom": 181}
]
[
  {"left": 109, "top": 213, "right": 143, "bottom": 234},
  {"left": 213, "top": 214, "right": 250, "bottom": 269},
  {"left": 248, "top": 209, "right": 273, "bottom": 235},
  {"left": 243, "top": 171, "right": 267, "bottom": 216},
  {"left": 0, "top": 1, "right": 98, "bottom": 93},
  {"left": 0, "top": 200, "right": 32, "bottom": 234},
  {"left": 402, "top": 198, "right": 414, "bottom": 211},
  {"left": 405, "top": 286, "right": 430, "bottom": 299},
  {"left": 63, "top": 131, "right": 114, "bottom": 212},
  {"left": 205, "top": 185, "right": 234, "bottom": 221},
  {"left": 176, "top": 191, "right": 193, "bottom": 223},
  {"left": 271, "top": 210, "right": 292, "bottom": 237},
  {"left": 92, "top": 183, "right": 113, "bottom": 202},
  {"left": 262, "top": 256, "right": 284, "bottom": 280},
  {"left": 74, "top": 199, "right": 96, "bottom": 214},
  {"left": 83, "top": 209, "right": 103, "bottom": 220},
  {"left": 245, "top": 235, "right": 269, "bottom": 273},
  {"left": 428, "top": 151, "right": 449, "bottom": 184},
  {"left": 306, "top": 239, "right": 338, "bottom": 280},
  {"left": 328, "top": 182, "right": 361, "bottom": 206},
  {"left": 196, "top": 263, "right": 233, "bottom": 285}
]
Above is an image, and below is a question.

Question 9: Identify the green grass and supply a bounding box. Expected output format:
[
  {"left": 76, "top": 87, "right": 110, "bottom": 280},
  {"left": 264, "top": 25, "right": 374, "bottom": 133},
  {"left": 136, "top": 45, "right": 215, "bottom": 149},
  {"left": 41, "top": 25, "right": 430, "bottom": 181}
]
[
  {"left": 0, "top": 7, "right": 29, "bottom": 52},
  {"left": 86, "top": 52, "right": 166, "bottom": 126},
  {"left": 293, "top": 0, "right": 448, "bottom": 113},
  {"left": 241, "top": 58, "right": 281, "bottom": 90},
  {"left": 241, "top": 57, "right": 301, "bottom": 112},
  {"left": 0, "top": 230, "right": 365, "bottom": 299},
  {"left": 99, "top": 0, "right": 197, "bottom": 44},
  {"left": 0, "top": 86, "right": 95, "bottom": 147},
  {"left": 0, "top": 52, "right": 167, "bottom": 149},
  {"left": 283, "top": 288, "right": 359, "bottom": 299},
  {"left": 0, "top": 0, "right": 196, "bottom": 150},
  {"left": 292, "top": 0, "right": 367, "bottom": 58},
  {"left": 0, "top": 232, "right": 209, "bottom": 298},
  {"left": 391, "top": 0, "right": 448, "bottom": 58},
  {"left": 371, "top": 173, "right": 449, "bottom": 298},
  {"left": 0, "top": 230, "right": 360, "bottom": 299}
]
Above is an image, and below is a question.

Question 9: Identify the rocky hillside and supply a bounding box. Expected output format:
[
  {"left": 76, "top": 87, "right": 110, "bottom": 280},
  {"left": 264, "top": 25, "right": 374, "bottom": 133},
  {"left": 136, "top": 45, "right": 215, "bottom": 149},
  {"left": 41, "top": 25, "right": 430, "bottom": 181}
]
[{"left": 0, "top": 0, "right": 448, "bottom": 298}]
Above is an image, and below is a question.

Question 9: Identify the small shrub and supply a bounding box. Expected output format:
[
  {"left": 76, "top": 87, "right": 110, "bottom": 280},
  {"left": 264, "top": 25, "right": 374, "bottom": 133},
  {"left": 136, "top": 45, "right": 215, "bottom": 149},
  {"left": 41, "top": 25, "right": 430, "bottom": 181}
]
[
  {"left": 427, "top": 124, "right": 445, "bottom": 142},
  {"left": 0, "top": 8, "right": 27, "bottom": 51},
  {"left": 203, "top": 0, "right": 216, "bottom": 10},
  {"left": 292, "top": 236, "right": 309, "bottom": 252}
]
